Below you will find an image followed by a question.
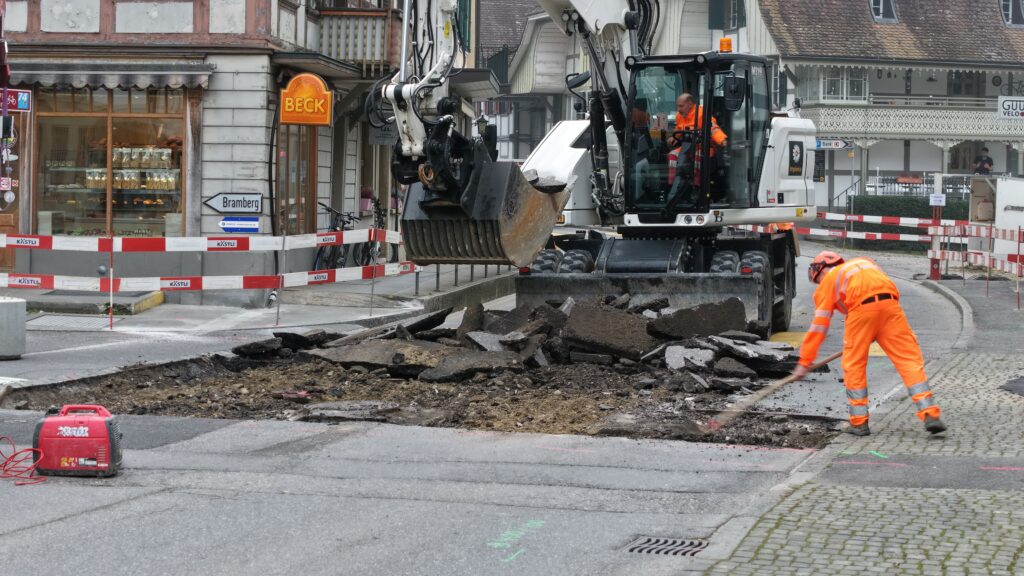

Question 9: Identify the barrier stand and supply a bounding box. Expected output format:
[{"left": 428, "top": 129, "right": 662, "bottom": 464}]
[
  {"left": 961, "top": 225, "right": 966, "bottom": 287},
  {"left": 470, "top": 265, "right": 475, "bottom": 281},
  {"left": 369, "top": 259, "right": 377, "bottom": 318},
  {"left": 988, "top": 222, "right": 994, "bottom": 297},
  {"left": 435, "top": 264, "right": 440, "bottom": 291},
  {"left": 276, "top": 247, "right": 286, "bottom": 326},
  {"left": 414, "top": 268, "right": 420, "bottom": 296},
  {"left": 1011, "top": 223, "right": 1019, "bottom": 309},
  {"left": 454, "top": 264, "right": 459, "bottom": 287},
  {"left": 108, "top": 236, "right": 115, "bottom": 331}
]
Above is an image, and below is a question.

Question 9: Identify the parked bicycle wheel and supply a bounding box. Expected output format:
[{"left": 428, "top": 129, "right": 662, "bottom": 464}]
[{"left": 354, "top": 240, "right": 381, "bottom": 266}]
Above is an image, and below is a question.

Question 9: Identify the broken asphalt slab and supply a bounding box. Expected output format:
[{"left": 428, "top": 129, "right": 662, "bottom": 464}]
[
  {"left": 647, "top": 298, "right": 747, "bottom": 340},
  {"left": 561, "top": 303, "right": 658, "bottom": 360}
]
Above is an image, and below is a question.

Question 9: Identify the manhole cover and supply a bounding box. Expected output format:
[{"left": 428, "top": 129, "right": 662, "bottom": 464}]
[
  {"left": 27, "top": 315, "right": 122, "bottom": 331},
  {"left": 623, "top": 537, "right": 708, "bottom": 556},
  {"left": 1000, "top": 377, "right": 1024, "bottom": 396}
]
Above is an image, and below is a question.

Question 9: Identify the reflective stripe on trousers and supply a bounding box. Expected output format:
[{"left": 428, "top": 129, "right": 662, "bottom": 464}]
[{"left": 841, "top": 299, "right": 940, "bottom": 425}]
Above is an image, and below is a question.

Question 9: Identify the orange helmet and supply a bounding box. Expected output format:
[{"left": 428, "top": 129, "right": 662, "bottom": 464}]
[{"left": 808, "top": 251, "right": 844, "bottom": 284}]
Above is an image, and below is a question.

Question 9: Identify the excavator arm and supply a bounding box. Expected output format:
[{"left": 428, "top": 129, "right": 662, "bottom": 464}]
[{"left": 369, "top": 0, "right": 648, "bottom": 267}]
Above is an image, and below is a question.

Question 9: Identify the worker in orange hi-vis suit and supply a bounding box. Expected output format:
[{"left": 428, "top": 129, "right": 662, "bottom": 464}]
[{"left": 791, "top": 251, "right": 947, "bottom": 437}]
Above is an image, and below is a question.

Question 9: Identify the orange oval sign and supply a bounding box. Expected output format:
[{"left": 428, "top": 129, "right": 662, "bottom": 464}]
[{"left": 280, "top": 73, "right": 332, "bottom": 126}]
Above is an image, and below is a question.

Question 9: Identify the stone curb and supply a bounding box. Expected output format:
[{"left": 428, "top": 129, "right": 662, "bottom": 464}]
[{"left": 919, "top": 279, "right": 974, "bottom": 350}]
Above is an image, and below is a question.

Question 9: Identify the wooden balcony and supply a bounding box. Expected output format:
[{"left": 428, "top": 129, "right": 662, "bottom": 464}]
[{"left": 319, "top": 6, "right": 403, "bottom": 78}]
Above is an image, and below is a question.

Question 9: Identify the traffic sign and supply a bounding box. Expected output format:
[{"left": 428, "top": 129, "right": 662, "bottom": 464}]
[
  {"left": 2, "top": 89, "right": 32, "bottom": 113},
  {"left": 204, "top": 192, "right": 263, "bottom": 214},
  {"left": 218, "top": 216, "right": 261, "bottom": 233},
  {"left": 816, "top": 138, "right": 853, "bottom": 150}
]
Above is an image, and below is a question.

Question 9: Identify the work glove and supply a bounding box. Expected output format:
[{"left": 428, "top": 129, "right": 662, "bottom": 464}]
[{"left": 791, "top": 364, "right": 810, "bottom": 381}]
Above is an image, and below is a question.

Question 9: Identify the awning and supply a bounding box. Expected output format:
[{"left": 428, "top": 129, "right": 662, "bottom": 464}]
[
  {"left": 271, "top": 52, "right": 363, "bottom": 84},
  {"left": 449, "top": 68, "right": 500, "bottom": 101},
  {"left": 9, "top": 60, "right": 215, "bottom": 89}
]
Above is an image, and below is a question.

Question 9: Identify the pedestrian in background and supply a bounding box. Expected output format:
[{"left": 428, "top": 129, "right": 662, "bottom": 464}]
[
  {"left": 973, "top": 147, "right": 994, "bottom": 175},
  {"left": 792, "top": 251, "right": 947, "bottom": 436}
]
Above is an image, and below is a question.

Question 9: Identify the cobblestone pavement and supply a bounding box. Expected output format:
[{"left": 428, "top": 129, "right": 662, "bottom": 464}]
[{"left": 706, "top": 245, "right": 1024, "bottom": 575}]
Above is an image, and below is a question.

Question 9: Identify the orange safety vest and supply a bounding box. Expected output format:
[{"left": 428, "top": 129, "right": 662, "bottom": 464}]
[{"left": 798, "top": 257, "right": 899, "bottom": 366}]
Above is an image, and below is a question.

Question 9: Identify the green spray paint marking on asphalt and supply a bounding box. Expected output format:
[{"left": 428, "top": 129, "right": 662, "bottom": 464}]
[
  {"left": 869, "top": 450, "right": 889, "bottom": 459},
  {"left": 487, "top": 520, "right": 545, "bottom": 562},
  {"left": 501, "top": 549, "right": 525, "bottom": 563}
]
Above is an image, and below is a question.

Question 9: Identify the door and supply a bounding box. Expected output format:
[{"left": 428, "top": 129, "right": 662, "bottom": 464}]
[{"left": 0, "top": 113, "right": 25, "bottom": 271}]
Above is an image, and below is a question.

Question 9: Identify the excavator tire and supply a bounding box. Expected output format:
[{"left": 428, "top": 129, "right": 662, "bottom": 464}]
[
  {"left": 530, "top": 249, "right": 563, "bottom": 274},
  {"left": 740, "top": 251, "right": 773, "bottom": 324},
  {"left": 557, "top": 249, "right": 595, "bottom": 274},
  {"left": 772, "top": 248, "right": 795, "bottom": 332},
  {"left": 709, "top": 250, "right": 740, "bottom": 274}
]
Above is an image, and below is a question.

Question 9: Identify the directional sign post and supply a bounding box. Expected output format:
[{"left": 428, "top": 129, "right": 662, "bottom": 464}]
[
  {"left": 204, "top": 192, "right": 263, "bottom": 214},
  {"left": 816, "top": 138, "right": 853, "bottom": 150},
  {"left": 218, "top": 216, "right": 261, "bottom": 234}
]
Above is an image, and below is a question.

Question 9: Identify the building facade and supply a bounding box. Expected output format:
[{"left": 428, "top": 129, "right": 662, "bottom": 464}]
[
  {"left": 712, "top": 0, "right": 1024, "bottom": 207},
  {"left": 0, "top": 0, "right": 488, "bottom": 306}
]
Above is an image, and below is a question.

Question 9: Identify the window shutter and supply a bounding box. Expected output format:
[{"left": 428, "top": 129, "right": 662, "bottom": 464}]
[
  {"left": 458, "top": 0, "right": 471, "bottom": 51},
  {"left": 709, "top": 0, "right": 725, "bottom": 29},
  {"left": 738, "top": 0, "right": 747, "bottom": 27},
  {"left": 779, "top": 69, "right": 789, "bottom": 107}
]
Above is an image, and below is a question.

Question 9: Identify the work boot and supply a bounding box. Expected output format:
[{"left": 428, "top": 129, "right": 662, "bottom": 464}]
[
  {"left": 924, "top": 415, "right": 947, "bottom": 434},
  {"left": 839, "top": 422, "right": 871, "bottom": 436}
]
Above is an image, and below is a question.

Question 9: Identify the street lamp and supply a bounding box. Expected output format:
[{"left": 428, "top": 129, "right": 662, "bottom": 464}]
[{"left": 475, "top": 114, "right": 488, "bottom": 138}]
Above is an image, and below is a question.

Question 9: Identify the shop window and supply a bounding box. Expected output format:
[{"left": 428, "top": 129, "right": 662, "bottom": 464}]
[
  {"left": 275, "top": 124, "right": 317, "bottom": 235},
  {"left": 35, "top": 87, "right": 186, "bottom": 237}
]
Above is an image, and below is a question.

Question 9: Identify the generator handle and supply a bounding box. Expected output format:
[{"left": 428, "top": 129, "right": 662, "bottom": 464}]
[{"left": 58, "top": 404, "right": 112, "bottom": 417}]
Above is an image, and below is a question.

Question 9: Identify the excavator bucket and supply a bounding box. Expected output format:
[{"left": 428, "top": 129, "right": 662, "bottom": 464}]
[{"left": 401, "top": 161, "right": 570, "bottom": 267}]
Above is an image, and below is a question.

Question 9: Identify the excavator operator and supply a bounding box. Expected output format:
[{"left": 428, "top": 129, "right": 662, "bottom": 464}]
[
  {"left": 666, "top": 92, "right": 728, "bottom": 185},
  {"left": 792, "top": 251, "right": 947, "bottom": 437}
]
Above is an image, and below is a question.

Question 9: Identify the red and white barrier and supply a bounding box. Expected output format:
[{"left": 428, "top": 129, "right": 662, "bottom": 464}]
[
  {"left": 0, "top": 228, "right": 394, "bottom": 253},
  {"left": 739, "top": 225, "right": 933, "bottom": 243},
  {"left": 817, "top": 211, "right": 968, "bottom": 228},
  {"left": 0, "top": 262, "right": 418, "bottom": 293}
]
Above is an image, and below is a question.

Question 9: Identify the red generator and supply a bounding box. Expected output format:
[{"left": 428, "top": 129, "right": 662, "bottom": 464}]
[{"left": 33, "top": 404, "right": 123, "bottom": 477}]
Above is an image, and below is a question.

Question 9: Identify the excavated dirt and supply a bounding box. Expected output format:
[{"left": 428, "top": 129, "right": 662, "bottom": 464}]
[{"left": 10, "top": 353, "right": 839, "bottom": 448}]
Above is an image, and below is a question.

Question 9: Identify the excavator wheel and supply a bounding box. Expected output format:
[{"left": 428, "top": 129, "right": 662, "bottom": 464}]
[
  {"left": 740, "top": 251, "right": 773, "bottom": 324},
  {"left": 530, "top": 249, "right": 563, "bottom": 274},
  {"left": 557, "top": 249, "right": 595, "bottom": 274},
  {"left": 772, "top": 248, "right": 795, "bottom": 332},
  {"left": 709, "top": 250, "right": 740, "bottom": 274}
]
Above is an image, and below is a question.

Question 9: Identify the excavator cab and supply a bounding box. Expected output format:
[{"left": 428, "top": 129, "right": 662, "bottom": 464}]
[{"left": 625, "top": 53, "right": 772, "bottom": 223}]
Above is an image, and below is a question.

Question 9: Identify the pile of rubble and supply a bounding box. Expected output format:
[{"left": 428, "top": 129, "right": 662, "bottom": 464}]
[{"left": 233, "top": 296, "right": 817, "bottom": 391}]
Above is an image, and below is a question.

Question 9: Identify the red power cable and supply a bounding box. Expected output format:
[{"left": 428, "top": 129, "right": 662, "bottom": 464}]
[{"left": 0, "top": 436, "right": 45, "bottom": 486}]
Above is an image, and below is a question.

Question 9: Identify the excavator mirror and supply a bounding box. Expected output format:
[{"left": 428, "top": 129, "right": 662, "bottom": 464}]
[
  {"left": 566, "top": 71, "right": 592, "bottom": 90},
  {"left": 723, "top": 76, "right": 747, "bottom": 112}
]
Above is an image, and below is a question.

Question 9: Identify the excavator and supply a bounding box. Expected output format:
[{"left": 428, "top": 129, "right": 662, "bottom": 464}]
[{"left": 367, "top": 0, "right": 817, "bottom": 332}]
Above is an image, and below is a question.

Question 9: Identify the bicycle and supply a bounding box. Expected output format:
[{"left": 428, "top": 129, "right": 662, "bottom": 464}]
[
  {"left": 353, "top": 196, "right": 400, "bottom": 265},
  {"left": 313, "top": 202, "right": 359, "bottom": 270}
]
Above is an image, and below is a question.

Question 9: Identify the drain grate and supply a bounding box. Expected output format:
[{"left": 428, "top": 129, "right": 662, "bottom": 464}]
[
  {"left": 27, "top": 314, "right": 122, "bottom": 331},
  {"left": 624, "top": 537, "right": 708, "bottom": 556}
]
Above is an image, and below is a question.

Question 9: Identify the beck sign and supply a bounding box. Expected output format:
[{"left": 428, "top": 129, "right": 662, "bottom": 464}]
[
  {"left": 998, "top": 96, "right": 1024, "bottom": 119},
  {"left": 280, "top": 73, "right": 332, "bottom": 126}
]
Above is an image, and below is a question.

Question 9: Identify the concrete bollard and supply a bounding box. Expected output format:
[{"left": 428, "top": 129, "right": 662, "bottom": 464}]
[{"left": 0, "top": 297, "right": 26, "bottom": 360}]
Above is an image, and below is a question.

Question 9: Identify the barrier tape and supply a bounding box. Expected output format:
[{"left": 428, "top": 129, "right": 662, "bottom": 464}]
[
  {"left": 817, "top": 211, "right": 968, "bottom": 228},
  {"left": 929, "top": 250, "right": 1024, "bottom": 275},
  {"left": 0, "top": 228, "right": 400, "bottom": 253},
  {"left": 927, "top": 225, "right": 1022, "bottom": 243},
  {"left": 0, "top": 262, "right": 418, "bottom": 292},
  {"left": 740, "top": 225, "right": 933, "bottom": 243}
]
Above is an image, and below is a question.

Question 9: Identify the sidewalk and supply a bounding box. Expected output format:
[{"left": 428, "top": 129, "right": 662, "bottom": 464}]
[{"left": 705, "top": 274, "right": 1024, "bottom": 574}]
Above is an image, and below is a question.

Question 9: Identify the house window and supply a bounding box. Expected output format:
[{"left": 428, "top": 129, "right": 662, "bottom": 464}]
[
  {"left": 1002, "top": 0, "right": 1024, "bottom": 25},
  {"left": 821, "top": 68, "right": 869, "bottom": 102},
  {"left": 948, "top": 71, "right": 984, "bottom": 97},
  {"left": 870, "top": 0, "right": 897, "bottom": 22},
  {"left": 726, "top": 0, "right": 746, "bottom": 29}
]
